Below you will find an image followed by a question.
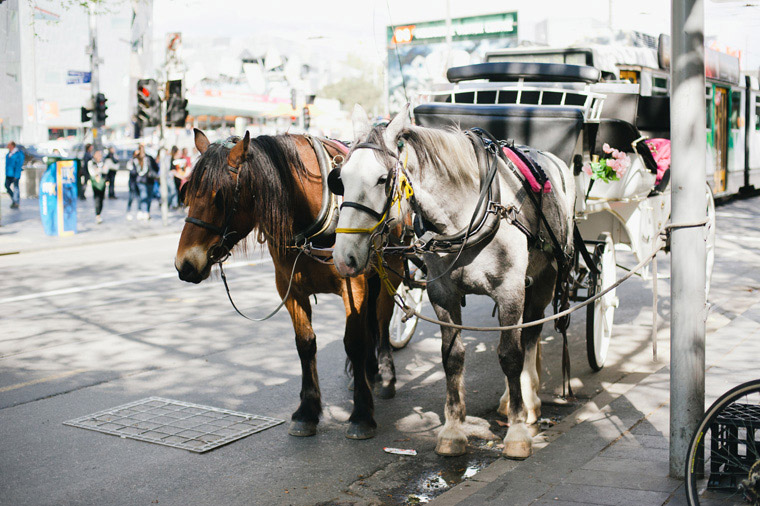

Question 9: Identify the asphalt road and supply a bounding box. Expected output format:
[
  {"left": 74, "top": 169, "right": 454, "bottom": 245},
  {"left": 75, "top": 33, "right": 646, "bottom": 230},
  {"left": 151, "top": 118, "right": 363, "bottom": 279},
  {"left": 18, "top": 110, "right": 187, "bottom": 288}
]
[{"left": 2, "top": 196, "right": 758, "bottom": 506}]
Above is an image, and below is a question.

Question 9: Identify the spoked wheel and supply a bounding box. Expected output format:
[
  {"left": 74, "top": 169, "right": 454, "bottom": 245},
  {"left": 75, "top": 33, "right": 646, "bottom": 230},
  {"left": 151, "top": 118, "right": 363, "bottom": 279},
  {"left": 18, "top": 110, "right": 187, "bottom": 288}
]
[
  {"left": 586, "top": 232, "right": 618, "bottom": 371},
  {"left": 686, "top": 379, "right": 760, "bottom": 506},
  {"left": 706, "top": 183, "right": 716, "bottom": 297},
  {"left": 389, "top": 263, "right": 425, "bottom": 350}
]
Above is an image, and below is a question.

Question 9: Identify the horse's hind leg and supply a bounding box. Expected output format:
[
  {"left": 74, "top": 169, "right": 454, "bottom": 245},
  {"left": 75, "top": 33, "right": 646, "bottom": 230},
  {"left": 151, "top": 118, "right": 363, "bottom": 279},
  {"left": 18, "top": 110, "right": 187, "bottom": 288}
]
[
  {"left": 342, "top": 278, "right": 377, "bottom": 439},
  {"left": 497, "top": 289, "right": 533, "bottom": 459},
  {"left": 283, "top": 289, "right": 321, "bottom": 437}
]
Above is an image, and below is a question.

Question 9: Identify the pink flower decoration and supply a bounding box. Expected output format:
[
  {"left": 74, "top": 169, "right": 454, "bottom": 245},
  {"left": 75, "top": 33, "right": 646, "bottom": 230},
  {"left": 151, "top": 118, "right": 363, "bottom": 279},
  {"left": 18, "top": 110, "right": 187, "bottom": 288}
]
[
  {"left": 602, "top": 143, "right": 612, "bottom": 154},
  {"left": 582, "top": 163, "right": 593, "bottom": 176}
]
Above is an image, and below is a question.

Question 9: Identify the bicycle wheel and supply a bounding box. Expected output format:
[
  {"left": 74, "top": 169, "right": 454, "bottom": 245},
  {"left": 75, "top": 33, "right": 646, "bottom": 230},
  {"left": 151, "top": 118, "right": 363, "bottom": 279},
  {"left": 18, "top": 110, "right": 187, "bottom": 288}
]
[
  {"left": 686, "top": 379, "right": 760, "bottom": 505},
  {"left": 389, "top": 264, "right": 425, "bottom": 349}
]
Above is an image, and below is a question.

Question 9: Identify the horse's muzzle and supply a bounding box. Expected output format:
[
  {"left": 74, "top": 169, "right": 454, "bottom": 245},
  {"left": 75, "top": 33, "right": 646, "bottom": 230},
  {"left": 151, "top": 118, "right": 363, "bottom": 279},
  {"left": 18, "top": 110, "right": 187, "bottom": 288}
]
[{"left": 176, "top": 258, "right": 207, "bottom": 284}]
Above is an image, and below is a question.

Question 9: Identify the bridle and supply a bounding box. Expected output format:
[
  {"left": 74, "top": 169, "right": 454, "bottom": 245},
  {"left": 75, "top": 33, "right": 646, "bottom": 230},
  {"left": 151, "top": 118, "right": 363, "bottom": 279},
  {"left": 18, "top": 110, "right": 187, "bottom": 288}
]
[
  {"left": 183, "top": 138, "right": 243, "bottom": 265},
  {"left": 329, "top": 140, "right": 413, "bottom": 240}
]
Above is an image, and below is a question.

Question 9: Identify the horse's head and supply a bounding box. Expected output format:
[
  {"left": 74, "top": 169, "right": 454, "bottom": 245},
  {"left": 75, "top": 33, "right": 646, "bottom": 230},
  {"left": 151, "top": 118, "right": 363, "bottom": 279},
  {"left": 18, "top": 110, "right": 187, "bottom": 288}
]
[
  {"left": 175, "top": 129, "right": 253, "bottom": 283},
  {"left": 332, "top": 104, "right": 412, "bottom": 277}
]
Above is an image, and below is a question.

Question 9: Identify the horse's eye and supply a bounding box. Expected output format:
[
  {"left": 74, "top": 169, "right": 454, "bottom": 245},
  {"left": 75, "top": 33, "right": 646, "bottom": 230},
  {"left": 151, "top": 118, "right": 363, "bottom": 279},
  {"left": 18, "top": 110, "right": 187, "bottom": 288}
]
[{"left": 377, "top": 175, "right": 388, "bottom": 186}]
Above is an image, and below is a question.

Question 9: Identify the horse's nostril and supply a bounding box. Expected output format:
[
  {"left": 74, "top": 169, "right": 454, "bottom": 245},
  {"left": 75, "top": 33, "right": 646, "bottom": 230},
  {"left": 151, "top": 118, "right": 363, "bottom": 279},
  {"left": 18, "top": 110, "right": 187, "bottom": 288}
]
[
  {"left": 346, "top": 254, "right": 358, "bottom": 269},
  {"left": 177, "top": 260, "right": 197, "bottom": 281}
]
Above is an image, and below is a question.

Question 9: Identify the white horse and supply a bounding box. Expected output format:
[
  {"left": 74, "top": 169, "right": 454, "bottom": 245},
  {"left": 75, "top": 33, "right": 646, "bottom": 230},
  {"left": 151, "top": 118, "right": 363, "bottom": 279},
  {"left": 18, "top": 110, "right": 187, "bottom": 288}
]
[{"left": 333, "top": 104, "right": 575, "bottom": 458}]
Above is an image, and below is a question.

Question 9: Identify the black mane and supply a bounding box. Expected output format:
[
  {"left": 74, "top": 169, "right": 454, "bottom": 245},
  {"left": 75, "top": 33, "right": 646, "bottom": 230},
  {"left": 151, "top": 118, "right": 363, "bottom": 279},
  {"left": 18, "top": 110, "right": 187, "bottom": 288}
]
[{"left": 186, "top": 135, "right": 306, "bottom": 247}]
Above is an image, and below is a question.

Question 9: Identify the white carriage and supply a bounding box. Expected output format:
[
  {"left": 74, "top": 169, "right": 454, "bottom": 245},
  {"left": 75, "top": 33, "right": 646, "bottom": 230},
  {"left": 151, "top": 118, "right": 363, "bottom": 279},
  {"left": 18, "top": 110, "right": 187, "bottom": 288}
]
[{"left": 390, "top": 61, "right": 715, "bottom": 370}]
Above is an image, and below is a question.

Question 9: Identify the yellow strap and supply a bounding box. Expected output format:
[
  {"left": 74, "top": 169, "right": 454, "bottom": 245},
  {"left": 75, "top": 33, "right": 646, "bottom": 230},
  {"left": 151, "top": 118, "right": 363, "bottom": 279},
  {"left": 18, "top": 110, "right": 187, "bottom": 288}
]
[
  {"left": 335, "top": 209, "right": 388, "bottom": 234},
  {"left": 374, "top": 251, "right": 398, "bottom": 296}
]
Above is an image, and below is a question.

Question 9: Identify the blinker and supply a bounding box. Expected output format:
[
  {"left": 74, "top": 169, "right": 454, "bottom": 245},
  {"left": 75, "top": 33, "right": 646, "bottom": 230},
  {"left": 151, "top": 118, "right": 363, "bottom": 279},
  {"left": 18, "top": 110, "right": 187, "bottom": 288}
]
[{"left": 328, "top": 167, "right": 344, "bottom": 195}]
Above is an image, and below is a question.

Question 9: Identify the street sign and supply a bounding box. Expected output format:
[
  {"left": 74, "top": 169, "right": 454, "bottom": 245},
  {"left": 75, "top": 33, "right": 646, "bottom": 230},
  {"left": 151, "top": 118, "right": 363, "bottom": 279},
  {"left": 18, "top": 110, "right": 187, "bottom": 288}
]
[
  {"left": 66, "top": 71, "right": 91, "bottom": 85},
  {"left": 40, "top": 159, "right": 78, "bottom": 236}
]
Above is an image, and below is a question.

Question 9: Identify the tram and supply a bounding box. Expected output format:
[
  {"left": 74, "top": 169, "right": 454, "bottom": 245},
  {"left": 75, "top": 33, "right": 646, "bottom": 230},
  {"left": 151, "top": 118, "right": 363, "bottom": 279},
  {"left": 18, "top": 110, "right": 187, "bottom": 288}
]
[{"left": 431, "top": 37, "right": 760, "bottom": 199}]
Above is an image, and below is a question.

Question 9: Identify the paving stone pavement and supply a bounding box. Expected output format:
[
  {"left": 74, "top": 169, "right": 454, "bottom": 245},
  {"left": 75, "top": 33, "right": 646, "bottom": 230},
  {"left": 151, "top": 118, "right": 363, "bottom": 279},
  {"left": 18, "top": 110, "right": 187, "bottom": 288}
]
[{"left": 432, "top": 297, "right": 760, "bottom": 506}]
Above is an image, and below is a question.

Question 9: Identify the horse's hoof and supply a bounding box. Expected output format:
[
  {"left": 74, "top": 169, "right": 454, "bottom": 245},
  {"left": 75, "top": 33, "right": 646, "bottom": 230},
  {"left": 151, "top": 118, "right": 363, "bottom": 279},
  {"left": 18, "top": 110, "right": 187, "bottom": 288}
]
[
  {"left": 288, "top": 420, "right": 317, "bottom": 437},
  {"left": 435, "top": 438, "right": 467, "bottom": 457},
  {"left": 376, "top": 382, "right": 396, "bottom": 399},
  {"left": 346, "top": 422, "right": 376, "bottom": 440},
  {"left": 503, "top": 441, "right": 532, "bottom": 460}
]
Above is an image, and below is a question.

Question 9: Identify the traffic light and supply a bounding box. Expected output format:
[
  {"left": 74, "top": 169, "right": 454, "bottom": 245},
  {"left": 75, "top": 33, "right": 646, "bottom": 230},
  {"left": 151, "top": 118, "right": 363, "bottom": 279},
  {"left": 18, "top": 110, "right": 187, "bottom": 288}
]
[
  {"left": 165, "top": 80, "right": 188, "bottom": 127},
  {"left": 94, "top": 93, "right": 108, "bottom": 123},
  {"left": 303, "top": 106, "right": 310, "bottom": 130},
  {"left": 81, "top": 106, "right": 92, "bottom": 123},
  {"left": 137, "top": 79, "right": 160, "bottom": 127}
]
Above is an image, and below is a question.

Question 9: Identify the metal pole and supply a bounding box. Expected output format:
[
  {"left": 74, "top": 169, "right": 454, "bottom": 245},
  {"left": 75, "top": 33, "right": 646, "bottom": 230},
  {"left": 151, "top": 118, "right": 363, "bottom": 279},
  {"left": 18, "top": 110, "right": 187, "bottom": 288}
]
[
  {"left": 159, "top": 79, "right": 168, "bottom": 226},
  {"left": 445, "top": 0, "right": 452, "bottom": 70},
  {"left": 669, "top": 0, "right": 706, "bottom": 479},
  {"left": 88, "top": 5, "right": 102, "bottom": 150}
]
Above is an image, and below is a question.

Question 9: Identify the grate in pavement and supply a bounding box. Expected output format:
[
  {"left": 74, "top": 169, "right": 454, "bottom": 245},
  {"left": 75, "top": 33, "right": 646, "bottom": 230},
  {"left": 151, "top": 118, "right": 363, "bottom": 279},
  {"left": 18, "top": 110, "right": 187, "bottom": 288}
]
[{"left": 64, "top": 397, "right": 284, "bottom": 453}]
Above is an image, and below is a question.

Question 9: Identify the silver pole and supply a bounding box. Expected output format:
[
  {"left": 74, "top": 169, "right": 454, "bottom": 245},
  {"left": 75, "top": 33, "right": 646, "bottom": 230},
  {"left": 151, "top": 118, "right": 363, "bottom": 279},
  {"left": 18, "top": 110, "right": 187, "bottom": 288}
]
[
  {"left": 159, "top": 79, "right": 168, "bottom": 227},
  {"left": 669, "top": 0, "right": 706, "bottom": 478},
  {"left": 88, "top": 5, "right": 102, "bottom": 150}
]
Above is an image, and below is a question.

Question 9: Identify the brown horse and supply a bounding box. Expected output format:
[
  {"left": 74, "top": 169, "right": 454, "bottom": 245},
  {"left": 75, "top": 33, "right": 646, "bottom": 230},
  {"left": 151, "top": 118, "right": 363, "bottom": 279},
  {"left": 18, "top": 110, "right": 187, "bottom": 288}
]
[{"left": 174, "top": 129, "right": 400, "bottom": 439}]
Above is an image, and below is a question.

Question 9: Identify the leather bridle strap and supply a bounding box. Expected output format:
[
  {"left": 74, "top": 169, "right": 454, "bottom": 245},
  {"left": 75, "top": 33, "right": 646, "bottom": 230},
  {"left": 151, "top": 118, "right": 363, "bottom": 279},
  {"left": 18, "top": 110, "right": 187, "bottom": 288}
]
[
  {"left": 185, "top": 216, "right": 225, "bottom": 236},
  {"left": 340, "top": 201, "right": 385, "bottom": 222}
]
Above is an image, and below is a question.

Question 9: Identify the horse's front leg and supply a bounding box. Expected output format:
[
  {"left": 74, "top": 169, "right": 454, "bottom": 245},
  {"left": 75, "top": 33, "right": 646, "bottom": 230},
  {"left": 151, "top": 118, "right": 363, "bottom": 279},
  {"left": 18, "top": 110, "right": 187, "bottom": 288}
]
[
  {"left": 373, "top": 273, "right": 398, "bottom": 399},
  {"left": 282, "top": 286, "right": 321, "bottom": 437},
  {"left": 342, "top": 278, "right": 376, "bottom": 439},
  {"left": 428, "top": 284, "right": 467, "bottom": 456}
]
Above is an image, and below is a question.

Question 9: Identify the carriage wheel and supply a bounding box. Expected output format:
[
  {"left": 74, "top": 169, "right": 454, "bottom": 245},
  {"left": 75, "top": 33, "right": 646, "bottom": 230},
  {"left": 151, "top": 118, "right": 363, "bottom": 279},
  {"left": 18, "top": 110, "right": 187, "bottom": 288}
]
[
  {"left": 685, "top": 379, "right": 760, "bottom": 506},
  {"left": 705, "top": 184, "right": 716, "bottom": 297},
  {"left": 586, "top": 233, "right": 618, "bottom": 371},
  {"left": 389, "top": 266, "right": 425, "bottom": 349}
]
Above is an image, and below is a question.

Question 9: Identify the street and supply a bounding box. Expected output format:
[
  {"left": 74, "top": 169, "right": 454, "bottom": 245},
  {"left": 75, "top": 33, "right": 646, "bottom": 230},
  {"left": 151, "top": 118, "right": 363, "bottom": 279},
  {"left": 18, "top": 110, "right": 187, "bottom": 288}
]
[{"left": 1, "top": 195, "right": 760, "bottom": 505}]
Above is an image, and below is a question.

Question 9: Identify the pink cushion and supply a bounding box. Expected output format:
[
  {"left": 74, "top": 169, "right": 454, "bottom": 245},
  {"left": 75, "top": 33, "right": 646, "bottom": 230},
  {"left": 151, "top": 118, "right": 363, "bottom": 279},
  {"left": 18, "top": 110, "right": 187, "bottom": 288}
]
[{"left": 502, "top": 146, "right": 552, "bottom": 193}]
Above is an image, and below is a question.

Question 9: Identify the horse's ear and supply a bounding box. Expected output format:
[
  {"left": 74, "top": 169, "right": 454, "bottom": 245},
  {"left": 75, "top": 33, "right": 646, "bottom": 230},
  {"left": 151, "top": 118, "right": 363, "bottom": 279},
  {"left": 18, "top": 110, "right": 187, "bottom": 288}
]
[
  {"left": 228, "top": 131, "right": 250, "bottom": 168},
  {"left": 385, "top": 103, "right": 411, "bottom": 144},
  {"left": 194, "top": 128, "right": 210, "bottom": 154},
  {"left": 351, "top": 104, "right": 371, "bottom": 142}
]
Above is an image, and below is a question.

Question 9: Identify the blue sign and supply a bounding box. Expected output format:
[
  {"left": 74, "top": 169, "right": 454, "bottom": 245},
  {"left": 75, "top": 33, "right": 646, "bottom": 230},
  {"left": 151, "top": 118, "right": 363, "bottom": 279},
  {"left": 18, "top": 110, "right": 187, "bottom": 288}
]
[
  {"left": 66, "top": 70, "right": 91, "bottom": 85},
  {"left": 40, "top": 159, "right": 78, "bottom": 236}
]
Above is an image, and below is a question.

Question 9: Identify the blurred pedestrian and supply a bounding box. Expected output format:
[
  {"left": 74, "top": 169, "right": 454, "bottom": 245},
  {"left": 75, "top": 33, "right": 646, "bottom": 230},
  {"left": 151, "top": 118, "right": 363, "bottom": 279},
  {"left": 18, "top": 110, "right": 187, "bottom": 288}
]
[
  {"left": 4, "top": 141, "right": 23, "bottom": 210},
  {"left": 79, "top": 143, "right": 93, "bottom": 200},
  {"left": 105, "top": 147, "right": 119, "bottom": 199},
  {"left": 128, "top": 144, "right": 158, "bottom": 220},
  {"left": 88, "top": 149, "right": 113, "bottom": 224},
  {"left": 168, "top": 145, "right": 185, "bottom": 209},
  {"left": 126, "top": 149, "right": 139, "bottom": 220}
]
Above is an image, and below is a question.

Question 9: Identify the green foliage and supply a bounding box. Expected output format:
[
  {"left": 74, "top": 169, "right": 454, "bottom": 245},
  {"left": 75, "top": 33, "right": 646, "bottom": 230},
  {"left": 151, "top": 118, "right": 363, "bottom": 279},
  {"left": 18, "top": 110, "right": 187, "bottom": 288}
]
[
  {"left": 319, "top": 77, "right": 383, "bottom": 114},
  {"left": 319, "top": 54, "right": 384, "bottom": 113}
]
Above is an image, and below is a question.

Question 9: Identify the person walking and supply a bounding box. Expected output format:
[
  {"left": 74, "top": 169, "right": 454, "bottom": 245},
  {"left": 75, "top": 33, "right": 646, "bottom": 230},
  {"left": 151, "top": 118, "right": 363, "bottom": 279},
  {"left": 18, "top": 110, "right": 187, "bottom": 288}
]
[
  {"left": 4, "top": 141, "right": 24, "bottom": 209},
  {"left": 105, "top": 147, "right": 119, "bottom": 199},
  {"left": 88, "top": 149, "right": 112, "bottom": 224},
  {"left": 126, "top": 149, "right": 139, "bottom": 221},
  {"left": 129, "top": 145, "right": 158, "bottom": 220},
  {"left": 79, "top": 143, "right": 93, "bottom": 200}
]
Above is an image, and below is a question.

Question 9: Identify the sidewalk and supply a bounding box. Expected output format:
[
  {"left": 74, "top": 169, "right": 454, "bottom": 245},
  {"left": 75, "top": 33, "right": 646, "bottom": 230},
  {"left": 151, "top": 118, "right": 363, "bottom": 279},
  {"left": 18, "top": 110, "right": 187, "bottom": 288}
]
[
  {"left": 0, "top": 187, "right": 186, "bottom": 256},
  {"left": 432, "top": 300, "right": 760, "bottom": 505}
]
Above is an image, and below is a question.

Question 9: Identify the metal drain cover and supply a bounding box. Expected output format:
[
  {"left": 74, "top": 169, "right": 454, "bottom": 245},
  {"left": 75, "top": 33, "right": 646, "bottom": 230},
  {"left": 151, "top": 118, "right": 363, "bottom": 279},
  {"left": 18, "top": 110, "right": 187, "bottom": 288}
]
[{"left": 64, "top": 397, "right": 284, "bottom": 453}]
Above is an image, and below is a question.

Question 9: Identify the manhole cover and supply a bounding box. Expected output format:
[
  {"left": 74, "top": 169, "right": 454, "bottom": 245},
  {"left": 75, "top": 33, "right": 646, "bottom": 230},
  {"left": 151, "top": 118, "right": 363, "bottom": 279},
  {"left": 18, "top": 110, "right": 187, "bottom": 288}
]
[{"left": 64, "top": 397, "right": 284, "bottom": 453}]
